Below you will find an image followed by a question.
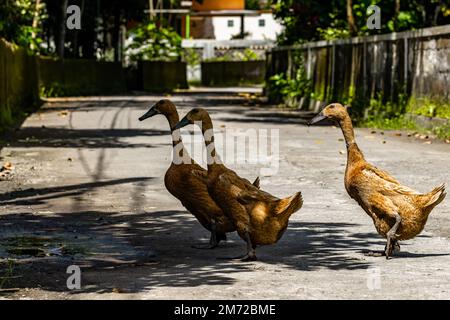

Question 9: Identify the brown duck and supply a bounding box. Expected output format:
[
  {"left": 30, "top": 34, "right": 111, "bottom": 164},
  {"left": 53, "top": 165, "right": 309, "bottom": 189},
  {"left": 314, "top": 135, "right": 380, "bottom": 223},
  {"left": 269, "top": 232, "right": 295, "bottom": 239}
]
[
  {"left": 309, "top": 103, "right": 446, "bottom": 258},
  {"left": 174, "top": 108, "right": 303, "bottom": 261},
  {"left": 139, "top": 100, "right": 260, "bottom": 249}
]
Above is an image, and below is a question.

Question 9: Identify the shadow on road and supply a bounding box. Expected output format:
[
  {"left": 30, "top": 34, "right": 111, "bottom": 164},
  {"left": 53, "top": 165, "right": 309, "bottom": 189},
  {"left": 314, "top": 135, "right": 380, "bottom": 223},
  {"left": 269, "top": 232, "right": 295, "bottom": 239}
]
[
  {"left": 9, "top": 127, "right": 168, "bottom": 149},
  {"left": 0, "top": 204, "right": 418, "bottom": 295}
]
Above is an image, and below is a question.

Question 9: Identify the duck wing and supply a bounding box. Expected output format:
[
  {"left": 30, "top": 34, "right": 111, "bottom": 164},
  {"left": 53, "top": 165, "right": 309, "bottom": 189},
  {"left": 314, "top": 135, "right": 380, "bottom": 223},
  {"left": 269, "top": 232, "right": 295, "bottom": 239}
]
[{"left": 362, "top": 164, "right": 419, "bottom": 196}]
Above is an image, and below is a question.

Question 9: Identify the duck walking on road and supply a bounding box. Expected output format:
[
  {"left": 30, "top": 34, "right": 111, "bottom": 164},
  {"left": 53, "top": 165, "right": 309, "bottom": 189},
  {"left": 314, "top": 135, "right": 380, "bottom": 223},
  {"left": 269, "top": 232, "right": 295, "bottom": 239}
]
[
  {"left": 175, "top": 108, "right": 303, "bottom": 261},
  {"left": 309, "top": 103, "right": 446, "bottom": 258},
  {"left": 139, "top": 100, "right": 260, "bottom": 249}
]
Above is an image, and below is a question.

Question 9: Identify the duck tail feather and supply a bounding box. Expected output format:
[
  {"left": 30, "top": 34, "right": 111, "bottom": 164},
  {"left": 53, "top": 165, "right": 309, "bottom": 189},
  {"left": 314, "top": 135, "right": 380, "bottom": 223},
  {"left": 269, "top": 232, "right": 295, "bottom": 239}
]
[
  {"left": 424, "top": 183, "right": 446, "bottom": 208},
  {"left": 252, "top": 176, "right": 260, "bottom": 189},
  {"left": 275, "top": 192, "right": 303, "bottom": 216}
]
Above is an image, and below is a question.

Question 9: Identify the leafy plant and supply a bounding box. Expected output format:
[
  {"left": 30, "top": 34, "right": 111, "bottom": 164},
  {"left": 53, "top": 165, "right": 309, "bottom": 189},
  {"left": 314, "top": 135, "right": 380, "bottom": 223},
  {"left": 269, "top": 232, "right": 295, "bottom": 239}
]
[
  {"left": 266, "top": 52, "right": 312, "bottom": 107},
  {"left": 125, "top": 21, "right": 182, "bottom": 62},
  {"left": 183, "top": 48, "right": 201, "bottom": 66},
  {"left": 407, "top": 97, "right": 450, "bottom": 119},
  {"left": 205, "top": 49, "right": 262, "bottom": 62},
  {"left": 0, "top": 0, "right": 48, "bottom": 53}
]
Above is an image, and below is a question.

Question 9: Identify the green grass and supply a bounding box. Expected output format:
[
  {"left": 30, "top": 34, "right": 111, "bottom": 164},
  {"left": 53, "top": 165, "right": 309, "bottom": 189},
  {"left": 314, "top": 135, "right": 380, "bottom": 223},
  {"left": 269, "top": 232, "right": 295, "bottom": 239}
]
[
  {"left": 361, "top": 115, "right": 450, "bottom": 140},
  {"left": 408, "top": 97, "right": 450, "bottom": 119},
  {"left": 357, "top": 96, "right": 450, "bottom": 140}
]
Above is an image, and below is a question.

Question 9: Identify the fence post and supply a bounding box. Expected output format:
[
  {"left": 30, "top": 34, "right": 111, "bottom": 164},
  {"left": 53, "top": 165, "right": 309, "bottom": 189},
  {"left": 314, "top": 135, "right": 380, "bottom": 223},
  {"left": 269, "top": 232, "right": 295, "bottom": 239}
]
[
  {"left": 331, "top": 43, "right": 336, "bottom": 100},
  {"left": 404, "top": 37, "right": 408, "bottom": 93}
]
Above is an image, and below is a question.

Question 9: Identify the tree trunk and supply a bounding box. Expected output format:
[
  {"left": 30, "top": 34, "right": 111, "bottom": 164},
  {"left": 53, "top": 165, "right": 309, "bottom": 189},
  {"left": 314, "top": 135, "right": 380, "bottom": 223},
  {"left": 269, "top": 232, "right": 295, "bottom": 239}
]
[
  {"left": 72, "top": 0, "right": 85, "bottom": 58},
  {"left": 346, "top": 0, "right": 357, "bottom": 35},
  {"left": 57, "top": 0, "right": 68, "bottom": 58},
  {"left": 393, "top": 0, "right": 401, "bottom": 31},
  {"left": 113, "top": 8, "right": 121, "bottom": 62},
  {"left": 30, "top": 0, "right": 41, "bottom": 51}
]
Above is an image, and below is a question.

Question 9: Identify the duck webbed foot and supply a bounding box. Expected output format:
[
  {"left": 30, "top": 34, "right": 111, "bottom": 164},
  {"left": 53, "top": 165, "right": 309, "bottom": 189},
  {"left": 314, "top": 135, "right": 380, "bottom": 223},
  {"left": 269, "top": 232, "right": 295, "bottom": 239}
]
[
  {"left": 192, "top": 222, "right": 222, "bottom": 249},
  {"left": 364, "top": 250, "right": 385, "bottom": 257},
  {"left": 217, "top": 232, "right": 257, "bottom": 261},
  {"left": 364, "top": 241, "right": 400, "bottom": 257}
]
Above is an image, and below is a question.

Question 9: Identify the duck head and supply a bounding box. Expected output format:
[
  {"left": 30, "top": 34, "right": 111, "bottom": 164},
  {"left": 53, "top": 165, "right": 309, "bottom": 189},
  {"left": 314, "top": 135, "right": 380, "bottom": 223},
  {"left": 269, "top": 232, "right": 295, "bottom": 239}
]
[
  {"left": 174, "top": 108, "right": 210, "bottom": 130},
  {"left": 138, "top": 99, "right": 177, "bottom": 121},
  {"left": 308, "top": 103, "right": 349, "bottom": 125}
]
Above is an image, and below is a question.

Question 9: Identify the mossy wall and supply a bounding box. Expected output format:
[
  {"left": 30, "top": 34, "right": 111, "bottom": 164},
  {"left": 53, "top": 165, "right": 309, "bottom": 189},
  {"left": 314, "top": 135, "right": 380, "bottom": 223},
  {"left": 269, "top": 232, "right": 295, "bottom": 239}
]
[
  {"left": 0, "top": 38, "right": 40, "bottom": 130},
  {"left": 38, "top": 57, "right": 126, "bottom": 96},
  {"left": 201, "top": 61, "right": 265, "bottom": 86},
  {"left": 139, "top": 61, "right": 188, "bottom": 92}
]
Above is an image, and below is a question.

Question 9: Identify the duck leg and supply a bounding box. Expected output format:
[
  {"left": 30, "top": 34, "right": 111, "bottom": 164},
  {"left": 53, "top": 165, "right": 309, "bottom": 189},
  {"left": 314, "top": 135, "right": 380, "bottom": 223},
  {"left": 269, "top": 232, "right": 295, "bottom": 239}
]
[
  {"left": 217, "top": 232, "right": 257, "bottom": 261},
  {"left": 191, "top": 220, "right": 220, "bottom": 249},
  {"left": 241, "top": 232, "right": 257, "bottom": 262},
  {"left": 393, "top": 240, "right": 401, "bottom": 252},
  {"left": 385, "top": 213, "right": 402, "bottom": 259}
]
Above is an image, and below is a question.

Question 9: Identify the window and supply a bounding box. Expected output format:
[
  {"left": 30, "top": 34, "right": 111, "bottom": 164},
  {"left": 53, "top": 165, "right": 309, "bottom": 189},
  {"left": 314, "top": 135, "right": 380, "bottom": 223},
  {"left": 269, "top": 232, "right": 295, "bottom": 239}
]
[
  {"left": 227, "top": 20, "right": 234, "bottom": 27},
  {"left": 259, "top": 19, "right": 265, "bottom": 27}
]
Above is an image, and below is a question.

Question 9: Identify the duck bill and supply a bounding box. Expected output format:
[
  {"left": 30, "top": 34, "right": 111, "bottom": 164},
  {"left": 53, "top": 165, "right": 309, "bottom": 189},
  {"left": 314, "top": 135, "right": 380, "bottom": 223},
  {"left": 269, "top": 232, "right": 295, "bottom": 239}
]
[
  {"left": 139, "top": 108, "right": 158, "bottom": 121},
  {"left": 174, "top": 116, "right": 190, "bottom": 130},
  {"left": 308, "top": 112, "right": 327, "bottom": 125}
]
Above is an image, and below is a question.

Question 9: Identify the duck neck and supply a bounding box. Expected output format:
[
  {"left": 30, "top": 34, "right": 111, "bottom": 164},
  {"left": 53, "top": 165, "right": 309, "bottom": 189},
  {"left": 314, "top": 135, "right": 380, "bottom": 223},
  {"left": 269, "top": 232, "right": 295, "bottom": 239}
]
[
  {"left": 200, "top": 116, "right": 222, "bottom": 171},
  {"left": 338, "top": 115, "right": 365, "bottom": 166},
  {"left": 165, "top": 111, "right": 187, "bottom": 163}
]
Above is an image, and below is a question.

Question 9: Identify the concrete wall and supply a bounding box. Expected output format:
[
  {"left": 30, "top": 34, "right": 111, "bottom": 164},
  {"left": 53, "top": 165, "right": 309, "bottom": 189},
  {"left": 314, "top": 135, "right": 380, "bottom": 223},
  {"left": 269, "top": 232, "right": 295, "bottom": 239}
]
[
  {"left": 0, "top": 39, "right": 39, "bottom": 130},
  {"left": 266, "top": 25, "right": 450, "bottom": 114},
  {"left": 38, "top": 57, "right": 126, "bottom": 96},
  {"left": 201, "top": 60, "right": 265, "bottom": 86},
  {"left": 139, "top": 61, "right": 188, "bottom": 92}
]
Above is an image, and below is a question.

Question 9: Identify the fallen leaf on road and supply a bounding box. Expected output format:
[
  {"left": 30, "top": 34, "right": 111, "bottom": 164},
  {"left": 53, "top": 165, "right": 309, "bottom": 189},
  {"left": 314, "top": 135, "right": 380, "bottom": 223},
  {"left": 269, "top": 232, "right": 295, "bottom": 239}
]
[
  {"left": 423, "top": 141, "right": 432, "bottom": 144},
  {"left": 314, "top": 140, "right": 323, "bottom": 144},
  {"left": 58, "top": 110, "right": 69, "bottom": 117},
  {"left": 394, "top": 133, "right": 402, "bottom": 136},
  {"left": 339, "top": 150, "right": 345, "bottom": 155},
  {"left": 381, "top": 140, "right": 386, "bottom": 144},
  {"left": 2, "top": 162, "right": 14, "bottom": 171},
  {"left": 67, "top": 157, "right": 73, "bottom": 162},
  {"left": 371, "top": 130, "right": 376, "bottom": 134}
]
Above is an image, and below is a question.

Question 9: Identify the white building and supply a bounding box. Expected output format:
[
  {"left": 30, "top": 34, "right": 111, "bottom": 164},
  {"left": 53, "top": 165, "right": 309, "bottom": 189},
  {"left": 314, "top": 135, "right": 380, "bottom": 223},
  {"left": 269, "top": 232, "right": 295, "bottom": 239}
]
[{"left": 211, "top": 13, "right": 283, "bottom": 40}]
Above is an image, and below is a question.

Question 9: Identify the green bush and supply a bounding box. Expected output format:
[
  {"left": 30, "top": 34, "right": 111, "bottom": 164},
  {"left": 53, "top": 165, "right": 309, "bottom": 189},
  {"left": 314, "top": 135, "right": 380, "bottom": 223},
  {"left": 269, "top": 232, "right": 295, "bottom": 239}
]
[
  {"left": 266, "top": 53, "right": 311, "bottom": 107},
  {"left": 125, "top": 22, "right": 182, "bottom": 62},
  {"left": 407, "top": 97, "right": 450, "bottom": 119},
  {"left": 0, "top": 0, "right": 48, "bottom": 54},
  {"left": 205, "top": 49, "right": 262, "bottom": 62}
]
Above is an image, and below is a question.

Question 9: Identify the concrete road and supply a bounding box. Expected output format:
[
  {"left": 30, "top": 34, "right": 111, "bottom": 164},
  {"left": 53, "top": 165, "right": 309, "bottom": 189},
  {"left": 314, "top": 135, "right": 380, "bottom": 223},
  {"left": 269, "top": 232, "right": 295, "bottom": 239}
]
[{"left": 0, "top": 93, "right": 449, "bottom": 299}]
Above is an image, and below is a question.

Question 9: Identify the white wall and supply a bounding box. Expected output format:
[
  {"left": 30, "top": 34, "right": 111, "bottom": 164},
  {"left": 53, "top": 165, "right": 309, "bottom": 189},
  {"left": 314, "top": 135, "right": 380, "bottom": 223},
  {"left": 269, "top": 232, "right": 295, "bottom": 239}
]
[{"left": 212, "top": 13, "right": 283, "bottom": 41}]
